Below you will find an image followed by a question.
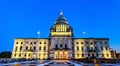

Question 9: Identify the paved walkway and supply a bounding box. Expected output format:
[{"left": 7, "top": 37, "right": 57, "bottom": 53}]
[{"left": 0, "top": 60, "right": 120, "bottom": 66}]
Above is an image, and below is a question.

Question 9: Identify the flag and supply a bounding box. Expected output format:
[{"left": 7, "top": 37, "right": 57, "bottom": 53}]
[
  {"left": 37, "top": 31, "right": 40, "bottom": 35},
  {"left": 83, "top": 31, "right": 86, "bottom": 35}
]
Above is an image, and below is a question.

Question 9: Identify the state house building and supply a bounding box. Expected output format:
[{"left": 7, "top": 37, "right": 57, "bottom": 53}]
[{"left": 12, "top": 11, "right": 113, "bottom": 60}]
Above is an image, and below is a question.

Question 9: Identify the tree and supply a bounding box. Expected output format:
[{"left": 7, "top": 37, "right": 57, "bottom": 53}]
[{"left": 0, "top": 51, "right": 12, "bottom": 58}]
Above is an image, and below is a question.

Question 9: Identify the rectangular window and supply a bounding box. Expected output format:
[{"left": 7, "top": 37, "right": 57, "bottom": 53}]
[
  {"left": 100, "top": 41, "right": 102, "bottom": 44},
  {"left": 44, "top": 47, "right": 46, "bottom": 50},
  {"left": 77, "top": 47, "right": 79, "bottom": 50},
  {"left": 15, "top": 47, "right": 17, "bottom": 52},
  {"left": 81, "top": 47, "right": 84, "bottom": 51},
  {"left": 14, "top": 53, "right": 16, "bottom": 57},
  {"left": 82, "top": 54, "right": 84, "bottom": 57},
  {"left": 102, "top": 54, "right": 104, "bottom": 57},
  {"left": 86, "top": 42, "right": 89, "bottom": 44},
  {"left": 20, "top": 46, "right": 22, "bottom": 50},
  {"left": 39, "top": 47, "right": 41, "bottom": 50},
  {"left": 26, "top": 47, "right": 28, "bottom": 50},
  {"left": 34, "top": 46, "right": 36, "bottom": 50}
]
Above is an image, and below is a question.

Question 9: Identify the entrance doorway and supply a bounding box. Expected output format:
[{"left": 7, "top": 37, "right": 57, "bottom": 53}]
[{"left": 54, "top": 50, "right": 68, "bottom": 60}]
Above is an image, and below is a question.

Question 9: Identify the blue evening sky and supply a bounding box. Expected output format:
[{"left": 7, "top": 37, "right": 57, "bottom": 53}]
[{"left": 0, "top": 0, "right": 120, "bottom": 52}]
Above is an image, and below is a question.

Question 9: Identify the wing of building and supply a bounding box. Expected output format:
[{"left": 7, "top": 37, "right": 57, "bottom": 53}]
[{"left": 11, "top": 11, "right": 115, "bottom": 60}]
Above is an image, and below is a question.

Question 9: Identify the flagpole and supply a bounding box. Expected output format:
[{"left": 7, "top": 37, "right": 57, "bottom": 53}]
[
  {"left": 83, "top": 31, "right": 86, "bottom": 38},
  {"left": 37, "top": 31, "right": 40, "bottom": 38}
]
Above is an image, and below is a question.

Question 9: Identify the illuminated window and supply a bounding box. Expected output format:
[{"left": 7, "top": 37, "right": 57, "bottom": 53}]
[
  {"left": 77, "top": 53, "right": 79, "bottom": 57},
  {"left": 107, "top": 54, "right": 109, "bottom": 57},
  {"left": 39, "top": 53, "right": 41, "bottom": 56},
  {"left": 19, "top": 53, "right": 21, "bottom": 57}
]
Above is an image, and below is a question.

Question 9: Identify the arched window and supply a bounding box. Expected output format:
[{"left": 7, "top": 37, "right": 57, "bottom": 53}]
[
  {"left": 34, "top": 46, "right": 36, "bottom": 50},
  {"left": 44, "top": 47, "right": 46, "bottom": 50},
  {"left": 81, "top": 42, "right": 83, "bottom": 44},
  {"left": 39, "top": 47, "right": 41, "bottom": 50},
  {"left": 60, "top": 44, "right": 62, "bottom": 47},
  {"left": 44, "top": 42, "right": 46, "bottom": 44},
  {"left": 34, "top": 42, "right": 36, "bottom": 44},
  {"left": 21, "top": 42, "right": 23, "bottom": 44},
  {"left": 107, "top": 54, "right": 109, "bottom": 57},
  {"left": 77, "top": 46, "right": 79, "bottom": 50},
  {"left": 40, "top": 42, "right": 42, "bottom": 44},
  {"left": 15, "top": 47, "right": 18, "bottom": 51},
  {"left": 82, "top": 53, "right": 84, "bottom": 57},
  {"left": 56, "top": 44, "right": 58, "bottom": 48},
  {"left": 20, "top": 46, "right": 22, "bottom": 50},
  {"left": 16, "top": 42, "right": 18, "bottom": 44},
  {"left": 65, "top": 44, "right": 67, "bottom": 48},
  {"left": 81, "top": 47, "right": 84, "bottom": 51},
  {"left": 26, "top": 46, "right": 28, "bottom": 50},
  {"left": 76, "top": 42, "right": 79, "bottom": 44}
]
